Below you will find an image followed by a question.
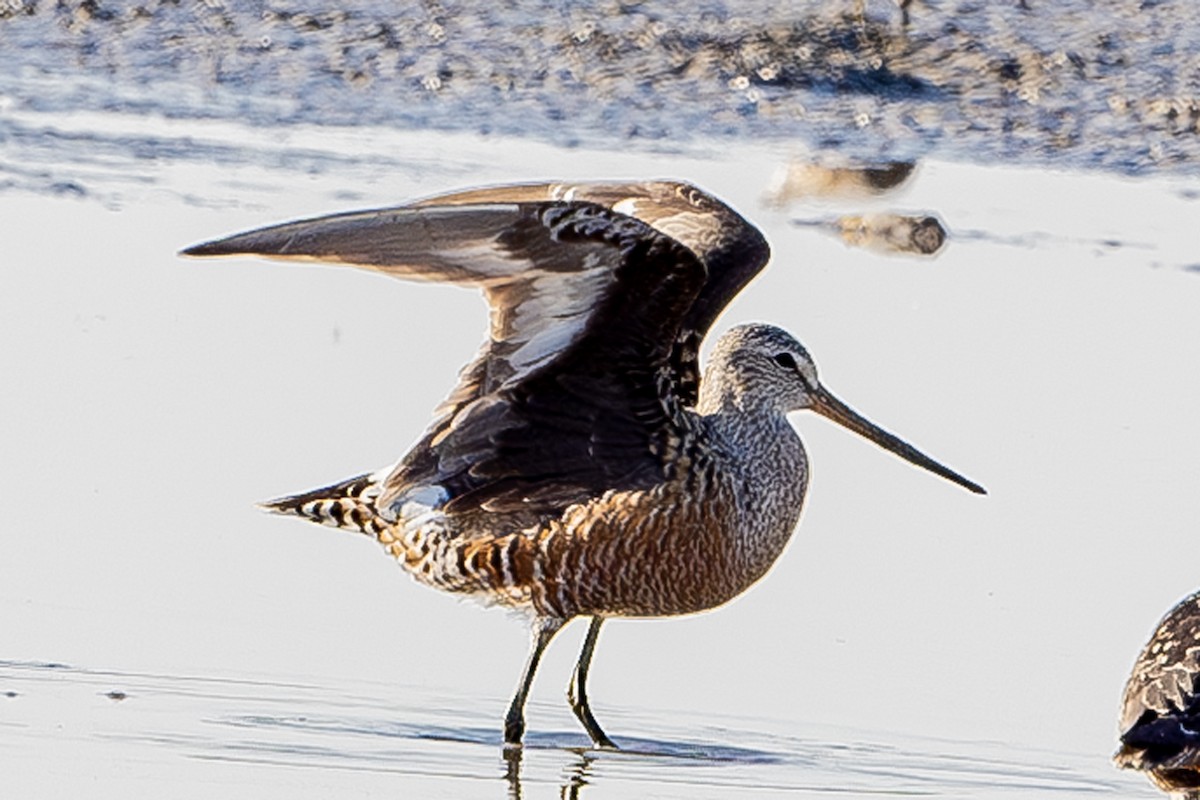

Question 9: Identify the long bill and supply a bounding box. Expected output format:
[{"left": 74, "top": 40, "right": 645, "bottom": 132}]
[{"left": 810, "top": 387, "right": 987, "bottom": 495}]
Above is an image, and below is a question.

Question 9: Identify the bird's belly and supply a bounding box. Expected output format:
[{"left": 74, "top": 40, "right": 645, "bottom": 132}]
[
  {"left": 373, "top": 479, "right": 800, "bottom": 622},
  {"left": 550, "top": 490, "right": 784, "bottom": 619},
  {"left": 575, "top": 537, "right": 779, "bottom": 618}
]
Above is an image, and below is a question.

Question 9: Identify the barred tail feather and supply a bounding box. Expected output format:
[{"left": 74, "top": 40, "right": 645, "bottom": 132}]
[
  {"left": 259, "top": 474, "right": 528, "bottom": 605},
  {"left": 258, "top": 473, "right": 390, "bottom": 538}
]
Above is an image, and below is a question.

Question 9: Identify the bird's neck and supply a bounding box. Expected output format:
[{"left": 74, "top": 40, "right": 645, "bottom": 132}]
[{"left": 696, "top": 404, "right": 810, "bottom": 583}]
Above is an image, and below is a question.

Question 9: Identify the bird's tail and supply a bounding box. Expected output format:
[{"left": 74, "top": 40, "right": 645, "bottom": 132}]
[
  {"left": 259, "top": 474, "right": 521, "bottom": 602},
  {"left": 258, "top": 473, "right": 390, "bottom": 538}
]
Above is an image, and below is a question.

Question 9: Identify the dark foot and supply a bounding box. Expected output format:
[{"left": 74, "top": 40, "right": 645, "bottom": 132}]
[
  {"left": 503, "top": 711, "right": 525, "bottom": 746},
  {"left": 580, "top": 716, "right": 617, "bottom": 749},
  {"left": 569, "top": 692, "right": 617, "bottom": 748}
]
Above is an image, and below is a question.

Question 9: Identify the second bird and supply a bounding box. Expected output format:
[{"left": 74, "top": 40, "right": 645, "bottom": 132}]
[{"left": 183, "top": 180, "right": 986, "bottom": 748}]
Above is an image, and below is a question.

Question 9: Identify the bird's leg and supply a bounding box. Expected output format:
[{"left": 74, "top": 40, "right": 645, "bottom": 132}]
[
  {"left": 504, "top": 616, "right": 564, "bottom": 746},
  {"left": 567, "top": 616, "right": 616, "bottom": 748}
]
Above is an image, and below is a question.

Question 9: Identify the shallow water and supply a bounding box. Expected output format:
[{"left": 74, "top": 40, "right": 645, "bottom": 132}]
[
  {"left": 4, "top": 126, "right": 1194, "bottom": 796},
  {"left": 3, "top": 2, "right": 1200, "bottom": 798},
  {"left": 1, "top": 659, "right": 1118, "bottom": 798}
]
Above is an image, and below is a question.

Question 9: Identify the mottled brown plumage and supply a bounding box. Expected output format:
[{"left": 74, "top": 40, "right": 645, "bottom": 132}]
[
  {"left": 1116, "top": 590, "right": 1200, "bottom": 798},
  {"left": 184, "top": 179, "right": 984, "bottom": 747}
]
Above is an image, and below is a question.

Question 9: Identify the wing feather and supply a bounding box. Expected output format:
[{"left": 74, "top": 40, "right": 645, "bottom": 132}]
[
  {"left": 183, "top": 180, "right": 768, "bottom": 519},
  {"left": 406, "top": 180, "right": 771, "bottom": 405},
  {"left": 1121, "top": 592, "right": 1200, "bottom": 736}
]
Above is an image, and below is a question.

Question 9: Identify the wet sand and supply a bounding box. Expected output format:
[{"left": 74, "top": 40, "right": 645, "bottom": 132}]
[{"left": 2, "top": 0, "right": 1200, "bottom": 180}]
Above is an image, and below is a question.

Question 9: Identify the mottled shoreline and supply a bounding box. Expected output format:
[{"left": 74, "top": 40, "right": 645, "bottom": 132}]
[{"left": 2, "top": 0, "right": 1198, "bottom": 175}]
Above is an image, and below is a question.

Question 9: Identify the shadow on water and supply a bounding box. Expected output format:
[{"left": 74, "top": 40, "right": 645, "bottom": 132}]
[
  {"left": 224, "top": 713, "right": 779, "bottom": 762},
  {"left": 205, "top": 708, "right": 1117, "bottom": 797}
]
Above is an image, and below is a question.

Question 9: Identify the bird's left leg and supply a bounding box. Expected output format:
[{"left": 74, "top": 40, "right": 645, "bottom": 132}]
[{"left": 567, "top": 616, "right": 616, "bottom": 748}]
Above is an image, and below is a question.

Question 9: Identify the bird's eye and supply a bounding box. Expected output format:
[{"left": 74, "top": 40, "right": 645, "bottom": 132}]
[{"left": 772, "top": 352, "right": 797, "bottom": 370}]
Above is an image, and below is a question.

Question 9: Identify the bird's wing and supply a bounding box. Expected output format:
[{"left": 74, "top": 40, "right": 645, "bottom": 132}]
[
  {"left": 1119, "top": 591, "right": 1200, "bottom": 738},
  {"left": 406, "top": 180, "right": 771, "bottom": 405},
  {"left": 183, "top": 182, "right": 765, "bottom": 515}
]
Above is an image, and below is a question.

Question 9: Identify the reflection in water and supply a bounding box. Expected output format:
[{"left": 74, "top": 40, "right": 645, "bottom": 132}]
[
  {"left": 561, "top": 750, "right": 595, "bottom": 800},
  {"left": 503, "top": 746, "right": 595, "bottom": 800},
  {"left": 503, "top": 747, "right": 523, "bottom": 800},
  {"left": 835, "top": 213, "right": 947, "bottom": 256}
]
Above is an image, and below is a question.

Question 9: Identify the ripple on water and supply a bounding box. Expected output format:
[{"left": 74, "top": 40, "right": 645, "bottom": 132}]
[{"left": 0, "top": 660, "right": 1121, "bottom": 797}]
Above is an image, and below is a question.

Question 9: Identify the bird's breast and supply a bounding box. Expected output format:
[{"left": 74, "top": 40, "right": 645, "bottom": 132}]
[{"left": 542, "top": 440, "right": 809, "bottom": 619}]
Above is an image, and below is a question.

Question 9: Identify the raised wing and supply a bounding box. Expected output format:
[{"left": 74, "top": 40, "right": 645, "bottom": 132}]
[
  {"left": 407, "top": 180, "right": 771, "bottom": 405},
  {"left": 184, "top": 186, "right": 745, "bottom": 515}
]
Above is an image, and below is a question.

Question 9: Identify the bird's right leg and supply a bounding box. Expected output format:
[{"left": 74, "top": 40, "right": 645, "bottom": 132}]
[
  {"left": 568, "top": 616, "right": 616, "bottom": 748},
  {"left": 504, "top": 616, "right": 565, "bottom": 746}
]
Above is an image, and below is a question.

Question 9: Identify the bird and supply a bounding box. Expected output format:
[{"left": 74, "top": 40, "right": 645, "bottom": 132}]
[
  {"left": 182, "top": 179, "right": 986, "bottom": 748},
  {"left": 855, "top": 0, "right": 914, "bottom": 27},
  {"left": 1116, "top": 590, "right": 1200, "bottom": 798}
]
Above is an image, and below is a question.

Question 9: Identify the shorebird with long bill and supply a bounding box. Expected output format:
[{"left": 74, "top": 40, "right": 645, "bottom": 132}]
[{"left": 183, "top": 180, "right": 985, "bottom": 748}]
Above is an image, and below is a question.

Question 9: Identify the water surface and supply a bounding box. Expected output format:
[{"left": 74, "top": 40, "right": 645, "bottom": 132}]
[
  {"left": 2, "top": 3, "right": 1199, "bottom": 798},
  {"left": 0, "top": 659, "right": 1119, "bottom": 798}
]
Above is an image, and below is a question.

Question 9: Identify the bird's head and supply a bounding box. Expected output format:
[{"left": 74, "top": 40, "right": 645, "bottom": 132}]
[{"left": 702, "top": 323, "right": 985, "bottom": 495}]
